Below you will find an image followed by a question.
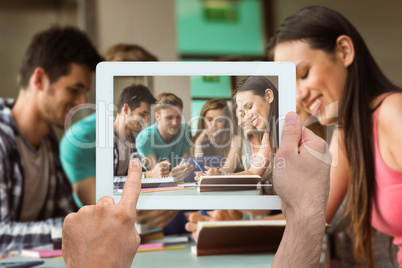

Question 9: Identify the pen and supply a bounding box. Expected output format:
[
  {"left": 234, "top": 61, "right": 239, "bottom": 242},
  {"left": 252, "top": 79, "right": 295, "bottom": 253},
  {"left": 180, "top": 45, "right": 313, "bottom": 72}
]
[
  {"left": 200, "top": 210, "right": 209, "bottom": 217},
  {"left": 192, "top": 159, "right": 205, "bottom": 173}
]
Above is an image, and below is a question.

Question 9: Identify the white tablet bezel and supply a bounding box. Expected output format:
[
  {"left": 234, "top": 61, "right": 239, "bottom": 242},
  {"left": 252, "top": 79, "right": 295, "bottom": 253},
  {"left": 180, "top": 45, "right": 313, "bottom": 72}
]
[{"left": 96, "top": 61, "right": 295, "bottom": 210}]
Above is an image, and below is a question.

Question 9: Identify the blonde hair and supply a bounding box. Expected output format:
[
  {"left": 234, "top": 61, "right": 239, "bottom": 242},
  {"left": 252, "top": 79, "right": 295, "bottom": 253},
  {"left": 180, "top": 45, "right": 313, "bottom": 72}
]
[
  {"left": 154, "top": 93, "right": 183, "bottom": 112},
  {"left": 103, "top": 43, "right": 158, "bottom": 61}
]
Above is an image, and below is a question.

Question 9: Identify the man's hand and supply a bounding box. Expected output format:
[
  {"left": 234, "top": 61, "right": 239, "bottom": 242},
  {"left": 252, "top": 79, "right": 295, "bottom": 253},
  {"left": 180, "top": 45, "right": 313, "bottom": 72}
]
[
  {"left": 136, "top": 210, "right": 178, "bottom": 230},
  {"left": 170, "top": 162, "right": 194, "bottom": 181},
  {"left": 146, "top": 160, "right": 171, "bottom": 178},
  {"left": 62, "top": 159, "right": 142, "bottom": 268},
  {"left": 194, "top": 166, "right": 221, "bottom": 181},
  {"left": 273, "top": 112, "right": 331, "bottom": 220},
  {"left": 272, "top": 112, "right": 331, "bottom": 268}
]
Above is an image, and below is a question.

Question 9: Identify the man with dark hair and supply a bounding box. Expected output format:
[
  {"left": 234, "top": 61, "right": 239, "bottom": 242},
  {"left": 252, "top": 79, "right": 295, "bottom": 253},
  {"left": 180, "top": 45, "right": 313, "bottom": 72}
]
[
  {"left": 0, "top": 26, "right": 102, "bottom": 254},
  {"left": 60, "top": 84, "right": 166, "bottom": 206},
  {"left": 113, "top": 84, "right": 159, "bottom": 177},
  {"left": 60, "top": 43, "right": 162, "bottom": 207}
]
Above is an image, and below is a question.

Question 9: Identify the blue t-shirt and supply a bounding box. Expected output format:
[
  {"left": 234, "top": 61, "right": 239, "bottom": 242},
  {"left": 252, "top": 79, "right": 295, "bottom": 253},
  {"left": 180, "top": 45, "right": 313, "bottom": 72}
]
[
  {"left": 60, "top": 113, "right": 96, "bottom": 184},
  {"left": 136, "top": 122, "right": 191, "bottom": 169},
  {"left": 60, "top": 113, "right": 96, "bottom": 207}
]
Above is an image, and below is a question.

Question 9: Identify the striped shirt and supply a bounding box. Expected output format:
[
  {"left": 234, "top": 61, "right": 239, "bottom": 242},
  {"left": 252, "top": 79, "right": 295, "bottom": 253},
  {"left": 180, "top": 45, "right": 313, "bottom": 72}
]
[{"left": 0, "top": 98, "right": 77, "bottom": 254}]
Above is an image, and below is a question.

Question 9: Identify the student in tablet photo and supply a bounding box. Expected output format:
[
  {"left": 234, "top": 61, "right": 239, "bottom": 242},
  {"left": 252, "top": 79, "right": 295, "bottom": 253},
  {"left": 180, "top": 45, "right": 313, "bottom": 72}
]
[
  {"left": 136, "top": 92, "right": 194, "bottom": 181},
  {"left": 186, "top": 77, "right": 278, "bottom": 227},
  {"left": 235, "top": 102, "right": 265, "bottom": 173},
  {"left": 190, "top": 98, "right": 242, "bottom": 174},
  {"left": 62, "top": 112, "right": 332, "bottom": 268},
  {"left": 193, "top": 76, "right": 278, "bottom": 183},
  {"left": 269, "top": 5, "right": 402, "bottom": 267},
  {"left": 113, "top": 84, "right": 159, "bottom": 177}
]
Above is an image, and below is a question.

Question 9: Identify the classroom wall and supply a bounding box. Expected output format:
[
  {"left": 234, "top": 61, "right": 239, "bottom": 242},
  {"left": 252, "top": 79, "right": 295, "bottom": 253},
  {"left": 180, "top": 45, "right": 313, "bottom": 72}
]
[
  {"left": 95, "top": 0, "right": 192, "bottom": 121},
  {"left": 1, "top": 0, "right": 401, "bottom": 122},
  {"left": 0, "top": 0, "right": 78, "bottom": 99}
]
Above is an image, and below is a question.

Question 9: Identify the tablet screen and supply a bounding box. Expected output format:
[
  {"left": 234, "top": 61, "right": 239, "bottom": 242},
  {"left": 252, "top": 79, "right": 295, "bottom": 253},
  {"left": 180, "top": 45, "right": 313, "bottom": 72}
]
[{"left": 96, "top": 62, "right": 295, "bottom": 210}]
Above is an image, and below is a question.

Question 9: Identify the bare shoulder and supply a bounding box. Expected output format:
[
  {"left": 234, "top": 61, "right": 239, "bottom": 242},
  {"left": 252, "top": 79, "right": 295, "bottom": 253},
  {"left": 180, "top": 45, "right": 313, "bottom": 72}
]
[{"left": 379, "top": 93, "right": 402, "bottom": 125}]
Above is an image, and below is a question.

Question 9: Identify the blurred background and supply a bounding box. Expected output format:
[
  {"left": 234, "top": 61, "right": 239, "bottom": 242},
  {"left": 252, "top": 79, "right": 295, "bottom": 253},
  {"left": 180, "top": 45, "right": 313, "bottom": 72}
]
[{"left": 1, "top": 0, "right": 401, "bottom": 128}]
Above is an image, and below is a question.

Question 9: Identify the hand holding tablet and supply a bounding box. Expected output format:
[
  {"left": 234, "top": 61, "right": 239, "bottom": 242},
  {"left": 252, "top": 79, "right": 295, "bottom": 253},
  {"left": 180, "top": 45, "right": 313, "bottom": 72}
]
[{"left": 63, "top": 159, "right": 142, "bottom": 268}]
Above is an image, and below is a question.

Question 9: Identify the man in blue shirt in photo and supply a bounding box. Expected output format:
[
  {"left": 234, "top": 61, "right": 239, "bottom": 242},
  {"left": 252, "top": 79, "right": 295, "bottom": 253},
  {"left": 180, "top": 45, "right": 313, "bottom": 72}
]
[{"left": 136, "top": 92, "right": 193, "bottom": 180}]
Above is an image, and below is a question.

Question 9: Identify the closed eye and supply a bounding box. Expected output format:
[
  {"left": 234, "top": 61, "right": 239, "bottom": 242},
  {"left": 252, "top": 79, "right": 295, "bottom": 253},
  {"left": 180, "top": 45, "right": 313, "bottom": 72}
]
[{"left": 301, "top": 69, "right": 309, "bottom": 80}]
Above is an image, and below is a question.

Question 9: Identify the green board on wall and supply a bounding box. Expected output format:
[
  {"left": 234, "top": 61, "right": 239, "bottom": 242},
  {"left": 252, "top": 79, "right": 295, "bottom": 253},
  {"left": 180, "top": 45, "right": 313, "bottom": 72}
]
[
  {"left": 176, "top": 0, "right": 265, "bottom": 56},
  {"left": 190, "top": 76, "right": 232, "bottom": 98}
]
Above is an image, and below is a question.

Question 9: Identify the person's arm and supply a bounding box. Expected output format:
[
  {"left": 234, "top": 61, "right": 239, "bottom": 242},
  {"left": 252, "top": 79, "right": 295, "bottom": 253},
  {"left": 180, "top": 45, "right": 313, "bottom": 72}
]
[
  {"left": 72, "top": 177, "right": 96, "bottom": 205},
  {"left": 142, "top": 154, "right": 158, "bottom": 170},
  {"left": 144, "top": 160, "right": 171, "bottom": 178},
  {"left": 136, "top": 210, "right": 179, "bottom": 230},
  {"left": 168, "top": 151, "right": 193, "bottom": 181},
  {"left": 379, "top": 93, "right": 402, "bottom": 171},
  {"left": 272, "top": 112, "right": 330, "bottom": 267},
  {"left": 193, "top": 129, "right": 209, "bottom": 157},
  {"left": 185, "top": 210, "right": 270, "bottom": 241},
  {"left": 60, "top": 129, "right": 96, "bottom": 206},
  {"left": 212, "top": 132, "right": 270, "bottom": 177},
  {"left": 236, "top": 132, "right": 271, "bottom": 177},
  {"left": 63, "top": 159, "right": 143, "bottom": 268},
  {"left": 220, "top": 134, "right": 242, "bottom": 174}
]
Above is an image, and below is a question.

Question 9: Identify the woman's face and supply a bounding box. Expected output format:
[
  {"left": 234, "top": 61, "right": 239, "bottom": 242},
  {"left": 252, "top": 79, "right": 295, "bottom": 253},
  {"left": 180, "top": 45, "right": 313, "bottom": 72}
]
[
  {"left": 236, "top": 90, "right": 272, "bottom": 132},
  {"left": 274, "top": 40, "right": 347, "bottom": 125},
  {"left": 203, "top": 108, "right": 226, "bottom": 135}
]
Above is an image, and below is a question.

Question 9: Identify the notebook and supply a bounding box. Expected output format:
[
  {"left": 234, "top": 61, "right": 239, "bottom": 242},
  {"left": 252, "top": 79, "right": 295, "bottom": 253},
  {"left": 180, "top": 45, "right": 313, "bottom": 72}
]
[
  {"left": 114, "top": 176, "right": 177, "bottom": 190},
  {"left": 192, "top": 220, "right": 286, "bottom": 256},
  {"left": 198, "top": 174, "right": 262, "bottom": 192}
]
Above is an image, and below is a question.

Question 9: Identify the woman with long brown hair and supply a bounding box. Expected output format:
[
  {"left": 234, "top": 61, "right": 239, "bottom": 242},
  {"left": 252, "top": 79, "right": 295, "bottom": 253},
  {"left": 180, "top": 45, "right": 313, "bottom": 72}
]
[
  {"left": 269, "top": 6, "right": 402, "bottom": 267},
  {"left": 191, "top": 98, "right": 242, "bottom": 173},
  {"left": 194, "top": 76, "right": 279, "bottom": 180}
]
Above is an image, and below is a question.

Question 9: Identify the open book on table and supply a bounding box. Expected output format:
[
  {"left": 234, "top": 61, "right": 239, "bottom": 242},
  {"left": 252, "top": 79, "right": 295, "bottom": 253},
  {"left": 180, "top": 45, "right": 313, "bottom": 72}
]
[
  {"left": 192, "top": 220, "right": 286, "bottom": 256},
  {"left": 198, "top": 174, "right": 262, "bottom": 192}
]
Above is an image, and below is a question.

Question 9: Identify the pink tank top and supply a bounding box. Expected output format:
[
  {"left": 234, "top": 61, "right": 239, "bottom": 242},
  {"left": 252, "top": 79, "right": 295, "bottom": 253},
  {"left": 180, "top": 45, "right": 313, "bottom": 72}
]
[{"left": 371, "top": 93, "right": 402, "bottom": 266}]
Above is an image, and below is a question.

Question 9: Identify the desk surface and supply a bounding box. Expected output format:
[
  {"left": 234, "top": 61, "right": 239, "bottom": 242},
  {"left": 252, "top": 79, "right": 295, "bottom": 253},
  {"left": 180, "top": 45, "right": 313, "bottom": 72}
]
[
  {"left": 0, "top": 238, "right": 329, "bottom": 268},
  {"left": 0, "top": 244, "right": 276, "bottom": 268}
]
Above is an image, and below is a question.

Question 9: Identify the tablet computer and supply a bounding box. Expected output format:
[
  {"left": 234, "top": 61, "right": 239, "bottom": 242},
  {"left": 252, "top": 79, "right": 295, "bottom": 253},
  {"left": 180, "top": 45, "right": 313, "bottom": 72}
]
[{"left": 96, "top": 62, "right": 295, "bottom": 210}]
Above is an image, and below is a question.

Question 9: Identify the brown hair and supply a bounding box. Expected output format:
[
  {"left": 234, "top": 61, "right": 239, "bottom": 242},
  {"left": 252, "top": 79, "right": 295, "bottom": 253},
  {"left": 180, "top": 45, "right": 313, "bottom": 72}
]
[
  {"left": 19, "top": 26, "right": 102, "bottom": 89},
  {"left": 234, "top": 76, "right": 279, "bottom": 153},
  {"left": 192, "top": 99, "right": 234, "bottom": 158},
  {"left": 233, "top": 76, "right": 279, "bottom": 187},
  {"left": 267, "top": 6, "right": 402, "bottom": 267},
  {"left": 103, "top": 43, "right": 158, "bottom": 61},
  {"left": 117, "top": 84, "right": 156, "bottom": 112},
  {"left": 154, "top": 93, "right": 183, "bottom": 112}
]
